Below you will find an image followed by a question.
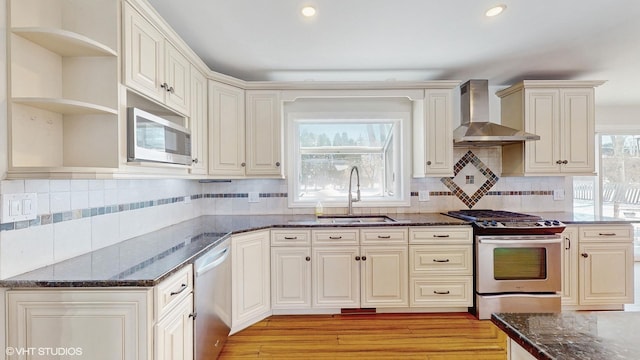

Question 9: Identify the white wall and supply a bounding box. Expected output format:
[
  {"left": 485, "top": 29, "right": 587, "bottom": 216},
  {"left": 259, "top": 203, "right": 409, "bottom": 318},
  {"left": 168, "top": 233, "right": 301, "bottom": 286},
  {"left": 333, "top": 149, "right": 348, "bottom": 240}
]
[{"left": 596, "top": 105, "right": 640, "bottom": 132}]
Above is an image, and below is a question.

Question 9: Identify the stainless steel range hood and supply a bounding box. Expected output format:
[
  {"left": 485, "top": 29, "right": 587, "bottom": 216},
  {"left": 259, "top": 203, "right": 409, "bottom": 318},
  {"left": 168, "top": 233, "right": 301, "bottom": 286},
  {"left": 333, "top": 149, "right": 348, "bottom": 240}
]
[{"left": 453, "top": 79, "right": 540, "bottom": 146}]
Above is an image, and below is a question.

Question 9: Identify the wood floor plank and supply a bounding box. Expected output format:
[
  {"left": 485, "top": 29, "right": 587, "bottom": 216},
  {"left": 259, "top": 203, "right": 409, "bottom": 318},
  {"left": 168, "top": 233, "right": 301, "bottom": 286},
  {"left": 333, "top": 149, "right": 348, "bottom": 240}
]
[{"left": 219, "top": 313, "right": 507, "bottom": 359}]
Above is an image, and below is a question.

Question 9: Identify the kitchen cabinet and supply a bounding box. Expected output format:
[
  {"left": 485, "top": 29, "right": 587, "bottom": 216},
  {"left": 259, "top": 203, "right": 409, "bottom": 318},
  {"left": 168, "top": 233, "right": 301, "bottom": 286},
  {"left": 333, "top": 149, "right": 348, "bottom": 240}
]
[
  {"left": 5, "top": 264, "right": 195, "bottom": 360},
  {"left": 189, "top": 65, "right": 208, "bottom": 174},
  {"left": 123, "top": 2, "right": 190, "bottom": 116},
  {"left": 412, "top": 88, "right": 454, "bottom": 177},
  {"left": 6, "top": 0, "right": 120, "bottom": 176},
  {"left": 311, "top": 228, "right": 409, "bottom": 309},
  {"left": 271, "top": 230, "right": 312, "bottom": 310},
  {"left": 508, "top": 339, "right": 537, "bottom": 360},
  {"left": 209, "top": 80, "right": 246, "bottom": 176},
  {"left": 408, "top": 227, "right": 473, "bottom": 309},
  {"left": 231, "top": 230, "right": 271, "bottom": 334},
  {"left": 208, "top": 86, "right": 284, "bottom": 178},
  {"left": 498, "top": 81, "right": 604, "bottom": 176},
  {"left": 562, "top": 225, "right": 634, "bottom": 310},
  {"left": 560, "top": 227, "right": 579, "bottom": 306}
]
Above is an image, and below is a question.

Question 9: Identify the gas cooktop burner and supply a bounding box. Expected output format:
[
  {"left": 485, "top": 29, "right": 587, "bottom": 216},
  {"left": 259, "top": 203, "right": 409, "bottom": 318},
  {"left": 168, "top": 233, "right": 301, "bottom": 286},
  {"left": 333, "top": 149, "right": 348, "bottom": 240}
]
[
  {"left": 445, "top": 209, "right": 565, "bottom": 235},
  {"left": 445, "top": 209, "right": 542, "bottom": 222}
]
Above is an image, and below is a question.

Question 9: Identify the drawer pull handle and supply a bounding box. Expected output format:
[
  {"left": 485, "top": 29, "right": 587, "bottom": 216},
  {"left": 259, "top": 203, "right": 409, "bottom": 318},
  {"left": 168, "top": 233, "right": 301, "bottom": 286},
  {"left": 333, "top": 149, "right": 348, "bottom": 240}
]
[
  {"left": 598, "top": 233, "right": 616, "bottom": 236},
  {"left": 284, "top": 236, "right": 298, "bottom": 240},
  {"left": 170, "top": 283, "right": 188, "bottom": 296},
  {"left": 377, "top": 235, "right": 391, "bottom": 239},
  {"left": 433, "top": 235, "right": 450, "bottom": 238},
  {"left": 433, "top": 259, "right": 450, "bottom": 263},
  {"left": 329, "top": 236, "right": 342, "bottom": 240},
  {"left": 433, "top": 290, "right": 450, "bottom": 295}
]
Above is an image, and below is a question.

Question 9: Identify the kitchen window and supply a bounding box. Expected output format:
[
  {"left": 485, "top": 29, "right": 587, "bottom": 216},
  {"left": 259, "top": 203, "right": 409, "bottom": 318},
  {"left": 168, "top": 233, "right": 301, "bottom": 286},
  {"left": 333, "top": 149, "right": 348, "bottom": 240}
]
[{"left": 285, "top": 98, "right": 411, "bottom": 208}]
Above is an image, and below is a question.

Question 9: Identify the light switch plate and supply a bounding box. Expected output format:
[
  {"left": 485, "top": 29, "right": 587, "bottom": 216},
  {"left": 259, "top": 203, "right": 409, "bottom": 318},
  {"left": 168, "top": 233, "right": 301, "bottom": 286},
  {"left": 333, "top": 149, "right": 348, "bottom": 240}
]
[
  {"left": 553, "top": 189, "right": 565, "bottom": 201},
  {"left": 2, "top": 193, "right": 38, "bottom": 223},
  {"left": 248, "top": 192, "right": 260, "bottom": 203},
  {"left": 418, "top": 191, "right": 430, "bottom": 202}
]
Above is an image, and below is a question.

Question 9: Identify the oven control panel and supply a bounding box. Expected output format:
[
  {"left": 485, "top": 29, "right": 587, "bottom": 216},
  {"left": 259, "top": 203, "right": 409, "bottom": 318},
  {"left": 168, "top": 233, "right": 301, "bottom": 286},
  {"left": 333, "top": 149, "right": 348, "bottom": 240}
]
[{"left": 473, "top": 219, "right": 566, "bottom": 235}]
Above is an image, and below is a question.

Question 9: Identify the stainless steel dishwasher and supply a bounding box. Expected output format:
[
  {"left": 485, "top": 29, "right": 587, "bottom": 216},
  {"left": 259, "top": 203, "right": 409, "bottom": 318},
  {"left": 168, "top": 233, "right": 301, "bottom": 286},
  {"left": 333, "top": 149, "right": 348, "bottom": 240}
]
[{"left": 194, "top": 237, "right": 231, "bottom": 360}]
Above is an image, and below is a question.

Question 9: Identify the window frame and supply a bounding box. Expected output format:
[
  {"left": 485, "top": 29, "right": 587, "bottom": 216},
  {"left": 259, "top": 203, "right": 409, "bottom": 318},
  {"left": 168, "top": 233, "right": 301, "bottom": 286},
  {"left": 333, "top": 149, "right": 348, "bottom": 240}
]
[{"left": 286, "top": 110, "right": 411, "bottom": 208}]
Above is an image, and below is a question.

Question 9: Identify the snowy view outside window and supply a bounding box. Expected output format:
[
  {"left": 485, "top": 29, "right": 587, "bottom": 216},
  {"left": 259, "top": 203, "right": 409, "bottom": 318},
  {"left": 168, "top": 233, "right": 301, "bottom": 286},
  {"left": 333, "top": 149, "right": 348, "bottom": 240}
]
[{"left": 290, "top": 119, "right": 405, "bottom": 206}]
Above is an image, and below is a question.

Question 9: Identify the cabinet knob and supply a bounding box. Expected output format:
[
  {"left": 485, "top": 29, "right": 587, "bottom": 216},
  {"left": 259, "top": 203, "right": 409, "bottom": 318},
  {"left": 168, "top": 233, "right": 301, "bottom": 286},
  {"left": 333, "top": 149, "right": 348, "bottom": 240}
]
[
  {"left": 361, "top": 256, "right": 367, "bottom": 261},
  {"left": 355, "top": 256, "right": 361, "bottom": 261},
  {"left": 581, "top": 253, "right": 589, "bottom": 258},
  {"left": 426, "top": 161, "right": 432, "bottom": 166},
  {"left": 241, "top": 162, "right": 246, "bottom": 167},
  {"left": 275, "top": 161, "right": 281, "bottom": 167},
  {"left": 556, "top": 160, "right": 562, "bottom": 164},
  {"left": 161, "top": 82, "right": 168, "bottom": 89},
  {"left": 562, "top": 160, "right": 568, "bottom": 164},
  {"left": 168, "top": 86, "right": 175, "bottom": 94},
  {"left": 192, "top": 158, "right": 198, "bottom": 164},
  {"left": 305, "top": 256, "right": 311, "bottom": 261},
  {"left": 188, "top": 312, "right": 197, "bottom": 319}
]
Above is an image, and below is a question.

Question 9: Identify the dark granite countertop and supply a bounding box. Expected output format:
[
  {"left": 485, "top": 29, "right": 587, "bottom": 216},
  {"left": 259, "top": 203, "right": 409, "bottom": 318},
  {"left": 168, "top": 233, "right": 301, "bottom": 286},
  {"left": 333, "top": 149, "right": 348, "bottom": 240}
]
[
  {"left": 0, "top": 213, "right": 467, "bottom": 288},
  {"left": 492, "top": 312, "right": 640, "bottom": 360},
  {"left": 531, "top": 212, "right": 639, "bottom": 225}
]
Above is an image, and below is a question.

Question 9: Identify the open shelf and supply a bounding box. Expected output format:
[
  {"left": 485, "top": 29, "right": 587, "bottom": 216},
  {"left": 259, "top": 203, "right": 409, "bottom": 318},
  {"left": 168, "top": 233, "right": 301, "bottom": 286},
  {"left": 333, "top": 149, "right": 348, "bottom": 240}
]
[
  {"left": 12, "top": 27, "right": 117, "bottom": 57},
  {"left": 12, "top": 97, "right": 118, "bottom": 115}
]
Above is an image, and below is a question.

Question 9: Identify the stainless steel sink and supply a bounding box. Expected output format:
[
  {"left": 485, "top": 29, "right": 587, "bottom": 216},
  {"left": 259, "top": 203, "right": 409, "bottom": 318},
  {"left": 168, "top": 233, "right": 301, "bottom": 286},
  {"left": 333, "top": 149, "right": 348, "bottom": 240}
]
[{"left": 315, "top": 215, "right": 397, "bottom": 224}]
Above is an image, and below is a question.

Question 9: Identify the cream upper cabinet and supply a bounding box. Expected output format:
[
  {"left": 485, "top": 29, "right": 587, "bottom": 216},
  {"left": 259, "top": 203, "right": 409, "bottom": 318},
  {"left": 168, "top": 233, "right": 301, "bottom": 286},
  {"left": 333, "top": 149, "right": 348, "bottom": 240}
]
[
  {"left": 245, "top": 91, "right": 283, "bottom": 177},
  {"left": 189, "top": 65, "right": 208, "bottom": 174},
  {"left": 209, "top": 80, "right": 246, "bottom": 176},
  {"left": 424, "top": 89, "right": 454, "bottom": 176},
  {"left": 6, "top": 0, "right": 120, "bottom": 176},
  {"left": 562, "top": 225, "right": 634, "bottom": 310},
  {"left": 498, "top": 81, "right": 604, "bottom": 176},
  {"left": 123, "top": 2, "right": 190, "bottom": 116},
  {"left": 231, "top": 230, "right": 271, "bottom": 334}
]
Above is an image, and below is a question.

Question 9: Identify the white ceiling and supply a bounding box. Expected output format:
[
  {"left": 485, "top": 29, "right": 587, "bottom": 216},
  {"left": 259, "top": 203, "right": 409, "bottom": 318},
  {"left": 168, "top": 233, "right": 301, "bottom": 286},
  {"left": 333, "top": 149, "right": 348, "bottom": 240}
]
[{"left": 149, "top": 0, "right": 640, "bottom": 106}]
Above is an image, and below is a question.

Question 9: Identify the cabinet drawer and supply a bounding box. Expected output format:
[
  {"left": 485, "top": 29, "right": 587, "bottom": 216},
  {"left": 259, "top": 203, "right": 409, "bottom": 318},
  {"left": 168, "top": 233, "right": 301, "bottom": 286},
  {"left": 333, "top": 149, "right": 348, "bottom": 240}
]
[
  {"left": 410, "top": 245, "right": 472, "bottom": 275},
  {"left": 360, "top": 228, "right": 408, "bottom": 245},
  {"left": 271, "top": 229, "right": 311, "bottom": 246},
  {"left": 155, "top": 264, "right": 193, "bottom": 319},
  {"left": 312, "top": 229, "right": 359, "bottom": 246},
  {"left": 410, "top": 276, "right": 473, "bottom": 307},
  {"left": 409, "top": 227, "right": 473, "bottom": 244},
  {"left": 580, "top": 225, "right": 633, "bottom": 242}
]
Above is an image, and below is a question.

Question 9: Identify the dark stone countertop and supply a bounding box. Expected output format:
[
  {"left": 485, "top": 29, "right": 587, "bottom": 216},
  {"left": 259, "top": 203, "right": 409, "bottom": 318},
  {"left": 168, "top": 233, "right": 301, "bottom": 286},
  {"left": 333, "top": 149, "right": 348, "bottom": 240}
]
[
  {"left": 492, "top": 312, "right": 640, "bottom": 360},
  {"left": 0, "top": 213, "right": 468, "bottom": 288},
  {"left": 531, "top": 211, "right": 640, "bottom": 225}
]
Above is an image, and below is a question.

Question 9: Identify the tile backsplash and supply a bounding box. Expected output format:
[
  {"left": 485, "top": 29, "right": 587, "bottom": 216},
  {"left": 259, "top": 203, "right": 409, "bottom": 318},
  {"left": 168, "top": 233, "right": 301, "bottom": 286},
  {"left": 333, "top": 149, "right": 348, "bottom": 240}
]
[{"left": 0, "top": 148, "right": 569, "bottom": 278}]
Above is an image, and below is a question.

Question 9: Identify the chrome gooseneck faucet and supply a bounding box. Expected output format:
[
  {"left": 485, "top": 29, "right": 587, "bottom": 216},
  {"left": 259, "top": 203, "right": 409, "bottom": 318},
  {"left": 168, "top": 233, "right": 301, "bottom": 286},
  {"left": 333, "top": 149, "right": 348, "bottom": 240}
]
[{"left": 348, "top": 166, "right": 361, "bottom": 215}]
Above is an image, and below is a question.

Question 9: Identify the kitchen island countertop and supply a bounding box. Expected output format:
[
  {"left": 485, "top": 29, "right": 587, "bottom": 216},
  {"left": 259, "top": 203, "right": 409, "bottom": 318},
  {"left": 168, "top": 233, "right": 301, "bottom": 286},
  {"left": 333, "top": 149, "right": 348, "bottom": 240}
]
[{"left": 492, "top": 312, "right": 640, "bottom": 360}]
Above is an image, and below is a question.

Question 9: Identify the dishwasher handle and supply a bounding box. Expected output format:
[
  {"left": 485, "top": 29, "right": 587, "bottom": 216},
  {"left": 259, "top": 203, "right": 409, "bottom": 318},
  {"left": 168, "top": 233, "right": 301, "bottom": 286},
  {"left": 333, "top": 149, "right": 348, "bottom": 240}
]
[{"left": 196, "top": 247, "right": 230, "bottom": 277}]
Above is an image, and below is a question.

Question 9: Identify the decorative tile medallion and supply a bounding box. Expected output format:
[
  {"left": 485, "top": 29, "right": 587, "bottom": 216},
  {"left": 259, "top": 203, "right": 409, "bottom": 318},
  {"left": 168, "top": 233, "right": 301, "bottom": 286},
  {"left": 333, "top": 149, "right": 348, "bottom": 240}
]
[{"left": 441, "top": 150, "right": 499, "bottom": 208}]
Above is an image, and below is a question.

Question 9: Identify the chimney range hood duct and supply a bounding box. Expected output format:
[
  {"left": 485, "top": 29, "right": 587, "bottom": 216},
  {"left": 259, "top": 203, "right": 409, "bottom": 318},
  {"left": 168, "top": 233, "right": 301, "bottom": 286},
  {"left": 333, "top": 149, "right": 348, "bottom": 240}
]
[{"left": 453, "top": 79, "right": 540, "bottom": 147}]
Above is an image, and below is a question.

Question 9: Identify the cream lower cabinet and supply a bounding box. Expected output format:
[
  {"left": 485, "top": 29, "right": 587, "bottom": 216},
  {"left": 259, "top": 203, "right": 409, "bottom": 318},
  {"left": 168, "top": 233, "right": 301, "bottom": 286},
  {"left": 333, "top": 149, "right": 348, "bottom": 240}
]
[
  {"left": 408, "top": 227, "right": 473, "bottom": 309},
  {"left": 231, "top": 230, "right": 271, "bottom": 334},
  {"left": 508, "top": 339, "right": 536, "bottom": 360},
  {"left": 561, "top": 227, "right": 579, "bottom": 306},
  {"left": 562, "top": 225, "right": 635, "bottom": 310},
  {"left": 6, "top": 265, "right": 195, "bottom": 360},
  {"left": 271, "top": 230, "right": 312, "bottom": 310}
]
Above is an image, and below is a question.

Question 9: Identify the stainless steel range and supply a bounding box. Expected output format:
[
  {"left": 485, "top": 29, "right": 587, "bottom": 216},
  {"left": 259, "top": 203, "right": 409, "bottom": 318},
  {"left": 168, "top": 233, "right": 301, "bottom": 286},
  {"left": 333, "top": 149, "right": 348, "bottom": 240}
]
[{"left": 446, "top": 210, "right": 566, "bottom": 319}]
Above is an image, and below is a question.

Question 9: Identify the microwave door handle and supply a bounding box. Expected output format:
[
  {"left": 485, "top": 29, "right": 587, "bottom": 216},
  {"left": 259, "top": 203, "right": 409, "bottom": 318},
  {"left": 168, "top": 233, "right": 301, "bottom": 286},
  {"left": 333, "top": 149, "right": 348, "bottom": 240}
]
[{"left": 478, "top": 239, "right": 561, "bottom": 245}]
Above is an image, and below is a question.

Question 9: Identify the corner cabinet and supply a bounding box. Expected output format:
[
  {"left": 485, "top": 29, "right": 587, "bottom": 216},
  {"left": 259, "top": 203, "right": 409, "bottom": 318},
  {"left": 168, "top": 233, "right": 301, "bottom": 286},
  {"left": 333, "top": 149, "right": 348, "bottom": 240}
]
[
  {"left": 189, "top": 65, "right": 208, "bottom": 175},
  {"left": 209, "top": 81, "right": 246, "bottom": 176},
  {"left": 6, "top": 0, "right": 120, "bottom": 176},
  {"left": 245, "top": 91, "right": 283, "bottom": 177},
  {"left": 498, "top": 80, "right": 605, "bottom": 176},
  {"left": 231, "top": 230, "right": 271, "bottom": 334},
  {"left": 562, "top": 225, "right": 635, "bottom": 310}
]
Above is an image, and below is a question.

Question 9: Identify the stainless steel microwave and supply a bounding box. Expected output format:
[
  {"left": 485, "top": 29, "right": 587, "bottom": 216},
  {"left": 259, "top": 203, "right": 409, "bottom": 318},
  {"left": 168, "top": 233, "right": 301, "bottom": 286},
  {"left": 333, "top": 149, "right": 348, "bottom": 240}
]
[{"left": 127, "top": 108, "right": 192, "bottom": 165}]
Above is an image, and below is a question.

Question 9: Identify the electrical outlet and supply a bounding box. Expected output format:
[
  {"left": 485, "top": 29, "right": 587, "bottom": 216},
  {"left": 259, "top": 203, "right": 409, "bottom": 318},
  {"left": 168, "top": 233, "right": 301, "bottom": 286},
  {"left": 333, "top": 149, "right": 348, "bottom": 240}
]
[
  {"left": 553, "top": 189, "right": 565, "bottom": 201},
  {"left": 418, "top": 191, "right": 430, "bottom": 202},
  {"left": 183, "top": 195, "right": 191, "bottom": 204},
  {"left": 248, "top": 192, "right": 260, "bottom": 203}
]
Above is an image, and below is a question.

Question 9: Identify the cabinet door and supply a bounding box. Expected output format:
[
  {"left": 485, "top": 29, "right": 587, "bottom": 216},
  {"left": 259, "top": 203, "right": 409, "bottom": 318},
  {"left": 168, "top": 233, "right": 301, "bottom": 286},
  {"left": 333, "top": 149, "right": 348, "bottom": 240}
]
[
  {"left": 209, "top": 81, "right": 246, "bottom": 176},
  {"left": 189, "top": 65, "right": 207, "bottom": 175},
  {"left": 123, "top": 3, "right": 164, "bottom": 103},
  {"left": 361, "top": 246, "right": 408, "bottom": 308},
  {"left": 559, "top": 88, "right": 595, "bottom": 173},
  {"left": 312, "top": 246, "right": 360, "bottom": 308},
  {"left": 231, "top": 230, "right": 270, "bottom": 333},
  {"left": 7, "top": 289, "right": 150, "bottom": 360},
  {"left": 561, "top": 227, "right": 579, "bottom": 306},
  {"left": 579, "top": 242, "right": 634, "bottom": 305},
  {"left": 155, "top": 294, "right": 194, "bottom": 360},
  {"left": 424, "top": 89, "right": 453, "bottom": 176},
  {"left": 524, "top": 89, "right": 561, "bottom": 174},
  {"left": 164, "top": 41, "right": 190, "bottom": 115},
  {"left": 246, "top": 91, "right": 282, "bottom": 177},
  {"left": 271, "top": 247, "right": 312, "bottom": 309}
]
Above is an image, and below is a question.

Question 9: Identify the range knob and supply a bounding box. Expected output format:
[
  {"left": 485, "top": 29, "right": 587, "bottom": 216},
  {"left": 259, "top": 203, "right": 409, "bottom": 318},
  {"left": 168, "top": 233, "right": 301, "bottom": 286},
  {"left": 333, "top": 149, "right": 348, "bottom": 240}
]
[
  {"left": 544, "top": 220, "right": 552, "bottom": 226},
  {"left": 552, "top": 220, "right": 561, "bottom": 226},
  {"left": 490, "top": 220, "right": 498, "bottom": 227},
  {"left": 482, "top": 220, "right": 490, "bottom": 226}
]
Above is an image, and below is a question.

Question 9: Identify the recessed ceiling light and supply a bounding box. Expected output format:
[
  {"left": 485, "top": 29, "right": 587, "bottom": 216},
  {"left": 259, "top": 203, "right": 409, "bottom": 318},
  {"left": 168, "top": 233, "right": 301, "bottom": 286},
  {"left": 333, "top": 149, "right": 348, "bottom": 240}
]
[
  {"left": 301, "top": 6, "right": 316, "bottom": 17},
  {"left": 485, "top": 4, "right": 506, "bottom": 17}
]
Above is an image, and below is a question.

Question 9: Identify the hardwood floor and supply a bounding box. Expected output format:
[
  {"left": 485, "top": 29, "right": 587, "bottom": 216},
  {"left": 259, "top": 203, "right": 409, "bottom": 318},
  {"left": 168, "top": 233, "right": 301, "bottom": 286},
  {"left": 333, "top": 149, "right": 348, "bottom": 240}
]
[{"left": 219, "top": 313, "right": 507, "bottom": 359}]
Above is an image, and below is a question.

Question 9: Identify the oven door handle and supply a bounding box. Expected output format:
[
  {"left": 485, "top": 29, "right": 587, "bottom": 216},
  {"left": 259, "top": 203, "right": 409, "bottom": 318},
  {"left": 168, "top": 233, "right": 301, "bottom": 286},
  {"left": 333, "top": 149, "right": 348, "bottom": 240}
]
[{"left": 478, "top": 238, "right": 561, "bottom": 245}]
